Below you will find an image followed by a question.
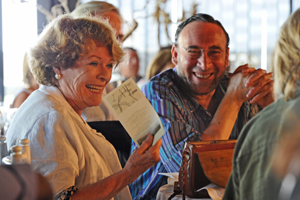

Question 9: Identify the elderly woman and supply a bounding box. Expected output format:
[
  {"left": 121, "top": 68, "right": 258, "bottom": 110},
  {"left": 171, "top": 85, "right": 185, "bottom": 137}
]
[
  {"left": 71, "top": 1, "right": 123, "bottom": 122},
  {"left": 223, "top": 7, "right": 300, "bottom": 200},
  {"left": 71, "top": 1, "right": 129, "bottom": 168},
  {"left": 6, "top": 14, "right": 162, "bottom": 200}
]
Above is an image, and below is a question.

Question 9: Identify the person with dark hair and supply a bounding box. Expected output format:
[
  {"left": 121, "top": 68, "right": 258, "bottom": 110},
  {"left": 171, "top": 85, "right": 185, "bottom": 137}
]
[{"left": 129, "top": 13, "right": 274, "bottom": 200}]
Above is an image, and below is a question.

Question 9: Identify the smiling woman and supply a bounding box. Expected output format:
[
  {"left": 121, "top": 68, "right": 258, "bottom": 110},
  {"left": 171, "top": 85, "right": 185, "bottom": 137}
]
[
  {"left": 52, "top": 40, "right": 115, "bottom": 114},
  {"left": 29, "top": 15, "right": 123, "bottom": 87},
  {"left": 5, "top": 14, "right": 162, "bottom": 200}
]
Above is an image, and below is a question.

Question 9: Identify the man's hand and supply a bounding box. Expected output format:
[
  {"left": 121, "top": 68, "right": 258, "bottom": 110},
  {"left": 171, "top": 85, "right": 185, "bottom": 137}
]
[
  {"left": 226, "top": 64, "right": 256, "bottom": 106},
  {"left": 248, "top": 81, "right": 274, "bottom": 108},
  {"left": 243, "top": 67, "right": 275, "bottom": 108},
  {"left": 228, "top": 64, "right": 274, "bottom": 108}
]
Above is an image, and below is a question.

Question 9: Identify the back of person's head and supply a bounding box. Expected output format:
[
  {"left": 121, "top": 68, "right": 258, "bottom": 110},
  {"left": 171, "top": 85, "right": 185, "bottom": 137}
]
[
  {"left": 175, "top": 13, "right": 230, "bottom": 48},
  {"left": 146, "top": 46, "right": 174, "bottom": 80},
  {"left": 71, "top": 1, "right": 121, "bottom": 18},
  {"left": 71, "top": 1, "right": 123, "bottom": 42},
  {"left": 28, "top": 14, "right": 123, "bottom": 86},
  {"left": 273, "top": 7, "right": 300, "bottom": 100}
]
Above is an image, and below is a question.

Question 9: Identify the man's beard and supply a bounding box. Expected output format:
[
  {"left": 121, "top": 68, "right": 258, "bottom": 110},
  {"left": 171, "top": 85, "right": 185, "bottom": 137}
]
[
  {"left": 175, "top": 75, "right": 199, "bottom": 99},
  {"left": 174, "top": 73, "right": 223, "bottom": 100}
]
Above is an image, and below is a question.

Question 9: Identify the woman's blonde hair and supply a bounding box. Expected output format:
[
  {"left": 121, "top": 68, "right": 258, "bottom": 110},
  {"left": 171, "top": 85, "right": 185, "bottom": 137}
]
[
  {"left": 28, "top": 14, "right": 123, "bottom": 86},
  {"left": 146, "top": 47, "right": 173, "bottom": 80},
  {"left": 72, "top": 1, "right": 121, "bottom": 19},
  {"left": 273, "top": 8, "right": 300, "bottom": 100}
]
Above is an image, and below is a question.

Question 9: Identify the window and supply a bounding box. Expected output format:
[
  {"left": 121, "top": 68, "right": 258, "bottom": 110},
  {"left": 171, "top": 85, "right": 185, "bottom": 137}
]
[{"left": 2, "top": 0, "right": 37, "bottom": 106}]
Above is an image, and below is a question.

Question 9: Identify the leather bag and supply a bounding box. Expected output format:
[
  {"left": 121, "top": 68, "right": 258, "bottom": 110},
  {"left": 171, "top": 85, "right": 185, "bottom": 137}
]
[{"left": 178, "top": 140, "right": 236, "bottom": 198}]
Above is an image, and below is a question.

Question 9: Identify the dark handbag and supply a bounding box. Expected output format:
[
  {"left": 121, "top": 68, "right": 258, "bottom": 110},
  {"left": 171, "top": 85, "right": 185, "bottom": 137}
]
[{"left": 178, "top": 140, "right": 236, "bottom": 199}]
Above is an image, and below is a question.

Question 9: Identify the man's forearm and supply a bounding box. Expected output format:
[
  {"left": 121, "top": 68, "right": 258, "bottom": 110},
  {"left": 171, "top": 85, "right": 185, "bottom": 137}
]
[{"left": 201, "top": 93, "right": 242, "bottom": 141}]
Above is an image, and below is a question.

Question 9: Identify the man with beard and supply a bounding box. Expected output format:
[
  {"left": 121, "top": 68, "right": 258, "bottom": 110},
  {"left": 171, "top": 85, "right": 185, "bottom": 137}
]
[{"left": 129, "top": 13, "right": 274, "bottom": 200}]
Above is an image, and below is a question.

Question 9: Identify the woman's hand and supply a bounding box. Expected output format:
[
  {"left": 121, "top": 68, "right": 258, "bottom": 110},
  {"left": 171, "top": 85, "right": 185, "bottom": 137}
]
[{"left": 124, "top": 134, "right": 162, "bottom": 182}]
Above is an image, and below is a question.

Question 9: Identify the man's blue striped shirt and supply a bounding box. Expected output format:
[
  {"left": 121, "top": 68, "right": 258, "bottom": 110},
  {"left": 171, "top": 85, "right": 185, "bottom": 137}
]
[{"left": 129, "top": 68, "right": 259, "bottom": 200}]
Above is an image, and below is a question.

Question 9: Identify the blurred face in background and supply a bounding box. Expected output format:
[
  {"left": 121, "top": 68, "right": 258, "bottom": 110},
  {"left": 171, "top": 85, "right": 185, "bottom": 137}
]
[{"left": 119, "top": 49, "right": 140, "bottom": 79}]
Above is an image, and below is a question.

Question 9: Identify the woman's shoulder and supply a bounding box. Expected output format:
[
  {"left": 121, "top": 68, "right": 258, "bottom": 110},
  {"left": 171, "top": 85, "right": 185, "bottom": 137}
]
[
  {"left": 237, "top": 98, "right": 300, "bottom": 157},
  {"left": 6, "top": 91, "right": 74, "bottom": 148}
]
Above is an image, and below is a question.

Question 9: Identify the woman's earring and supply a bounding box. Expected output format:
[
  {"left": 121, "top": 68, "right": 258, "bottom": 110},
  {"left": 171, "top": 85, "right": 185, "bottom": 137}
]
[{"left": 55, "top": 74, "right": 61, "bottom": 80}]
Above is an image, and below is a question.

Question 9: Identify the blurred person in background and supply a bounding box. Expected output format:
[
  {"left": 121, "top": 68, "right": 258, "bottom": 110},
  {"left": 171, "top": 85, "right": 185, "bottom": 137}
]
[
  {"left": 71, "top": 1, "right": 123, "bottom": 43},
  {"left": 118, "top": 47, "right": 142, "bottom": 83},
  {"left": 145, "top": 46, "right": 175, "bottom": 81},
  {"left": 137, "top": 46, "right": 175, "bottom": 88},
  {"left": 11, "top": 52, "right": 39, "bottom": 108}
]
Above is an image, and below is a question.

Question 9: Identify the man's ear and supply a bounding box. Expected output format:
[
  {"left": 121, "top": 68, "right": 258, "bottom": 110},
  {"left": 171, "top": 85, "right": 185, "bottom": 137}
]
[
  {"left": 225, "top": 47, "right": 230, "bottom": 68},
  {"left": 171, "top": 44, "right": 178, "bottom": 65}
]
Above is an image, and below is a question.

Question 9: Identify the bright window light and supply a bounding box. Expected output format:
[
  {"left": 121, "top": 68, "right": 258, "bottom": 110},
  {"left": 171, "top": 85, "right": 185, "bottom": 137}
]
[
  {"left": 261, "top": 9, "right": 268, "bottom": 71},
  {"left": 2, "top": 0, "right": 37, "bottom": 106}
]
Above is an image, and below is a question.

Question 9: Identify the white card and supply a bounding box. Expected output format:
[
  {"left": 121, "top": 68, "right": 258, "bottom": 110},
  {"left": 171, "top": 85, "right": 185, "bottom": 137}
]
[{"left": 103, "top": 78, "right": 164, "bottom": 147}]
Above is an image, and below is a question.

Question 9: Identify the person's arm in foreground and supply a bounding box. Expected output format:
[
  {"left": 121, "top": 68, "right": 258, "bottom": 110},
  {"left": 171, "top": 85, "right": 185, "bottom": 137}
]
[
  {"left": 72, "top": 134, "right": 162, "bottom": 200},
  {"left": 201, "top": 64, "right": 274, "bottom": 141}
]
